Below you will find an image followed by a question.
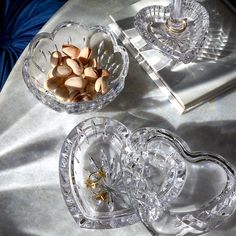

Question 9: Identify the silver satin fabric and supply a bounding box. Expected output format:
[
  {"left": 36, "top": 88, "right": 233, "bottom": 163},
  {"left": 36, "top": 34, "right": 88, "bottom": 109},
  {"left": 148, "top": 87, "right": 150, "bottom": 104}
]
[{"left": 0, "top": 0, "right": 236, "bottom": 235}]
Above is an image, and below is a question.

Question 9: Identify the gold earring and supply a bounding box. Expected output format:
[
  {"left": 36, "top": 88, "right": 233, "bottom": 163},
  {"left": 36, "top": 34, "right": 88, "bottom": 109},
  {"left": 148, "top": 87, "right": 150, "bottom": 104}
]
[{"left": 95, "top": 191, "right": 108, "bottom": 201}]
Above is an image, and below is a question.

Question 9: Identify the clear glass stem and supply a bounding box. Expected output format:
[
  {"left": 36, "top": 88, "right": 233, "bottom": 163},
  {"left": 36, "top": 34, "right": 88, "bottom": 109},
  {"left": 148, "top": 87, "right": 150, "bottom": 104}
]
[
  {"left": 166, "top": 0, "right": 187, "bottom": 34},
  {"left": 170, "top": 0, "right": 183, "bottom": 20}
]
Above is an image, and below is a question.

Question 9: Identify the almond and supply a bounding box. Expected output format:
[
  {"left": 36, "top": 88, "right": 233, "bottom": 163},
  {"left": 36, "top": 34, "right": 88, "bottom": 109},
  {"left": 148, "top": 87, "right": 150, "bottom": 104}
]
[
  {"left": 61, "top": 56, "right": 70, "bottom": 65},
  {"left": 44, "top": 77, "right": 63, "bottom": 91},
  {"left": 97, "top": 69, "right": 110, "bottom": 79},
  {"left": 95, "top": 77, "right": 108, "bottom": 94},
  {"left": 50, "top": 51, "right": 62, "bottom": 67},
  {"left": 67, "top": 90, "right": 82, "bottom": 102},
  {"left": 101, "top": 79, "right": 108, "bottom": 94},
  {"left": 78, "top": 47, "right": 92, "bottom": 65},
  {"left": 55, "top": 86, "right": 69, "bottom": 101},
  {"left": 48, "top": 69, "right": 54, "bottom": 79},
  {"left": 53, "top": 65, "right": 72, "bottom": 78},
  {"left": 62, "top": 45, "right": 80, "bottom": 59},
  {"left": 65, "top": 76, "right": 86, "bottom": 90},
  {"left": 65, "top": 58, "right": 83, "bottom": 76},
  {"left": 86, "top": 82, "right": 97, "bottom": 97},
  {"left": 84, "top": 67, "right": 98, "bottom": 81},
  {"left": 89, "top": 58, "right": 98, "bottom": 68}
]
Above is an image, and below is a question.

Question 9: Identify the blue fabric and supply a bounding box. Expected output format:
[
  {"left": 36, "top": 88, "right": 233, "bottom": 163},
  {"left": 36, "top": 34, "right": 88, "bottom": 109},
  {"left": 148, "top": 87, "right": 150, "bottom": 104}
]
[{"left": 0, "top": 0, "right": 67, "bottom": 90}]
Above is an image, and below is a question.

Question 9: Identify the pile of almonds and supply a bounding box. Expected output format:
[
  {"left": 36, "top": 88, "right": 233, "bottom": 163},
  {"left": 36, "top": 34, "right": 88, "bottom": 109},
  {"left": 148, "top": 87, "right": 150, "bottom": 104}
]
[{"left": 44, "top": 44, "right": 110, "bottom": 102}]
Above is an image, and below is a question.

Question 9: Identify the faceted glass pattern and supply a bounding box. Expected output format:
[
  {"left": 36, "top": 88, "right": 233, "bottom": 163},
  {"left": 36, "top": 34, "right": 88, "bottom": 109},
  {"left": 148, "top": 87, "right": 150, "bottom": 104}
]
[
  {"left": 134, "top": 0, "right": 209, "bottom": 63},
  {"left": 59, "top": 117, "right": 236, "bottom": 234},
  {"left": 59, "top": 117, "right": 139, "bottom": 229},
  {"left": 22, "top": 22, "right": 129, "bottom": 113},
  {"left": 122, "top": 128, "right": 236, "bottom": 235}
]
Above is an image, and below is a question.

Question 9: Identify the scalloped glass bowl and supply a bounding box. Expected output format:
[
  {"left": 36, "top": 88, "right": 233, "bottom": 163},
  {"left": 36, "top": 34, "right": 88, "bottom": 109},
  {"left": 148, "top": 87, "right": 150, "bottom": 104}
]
[{"left": 22, "top": 22, "right": 129, "bottom": 113}]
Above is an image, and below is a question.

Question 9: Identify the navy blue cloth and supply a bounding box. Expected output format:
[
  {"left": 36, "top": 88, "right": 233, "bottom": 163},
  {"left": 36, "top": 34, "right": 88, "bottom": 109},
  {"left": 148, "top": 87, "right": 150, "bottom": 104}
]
[{"left": 0, "top": 0, "right": 67, "bottom": 90}]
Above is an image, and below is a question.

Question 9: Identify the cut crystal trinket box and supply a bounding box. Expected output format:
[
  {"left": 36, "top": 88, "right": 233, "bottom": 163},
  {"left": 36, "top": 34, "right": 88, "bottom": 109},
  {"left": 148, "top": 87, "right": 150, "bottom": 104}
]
[
  {"left": 59, "top": 117, "right": 139, "bottom": 229},
  {"left": 59, "top": 117, "right": 236, "bottom": 235}
]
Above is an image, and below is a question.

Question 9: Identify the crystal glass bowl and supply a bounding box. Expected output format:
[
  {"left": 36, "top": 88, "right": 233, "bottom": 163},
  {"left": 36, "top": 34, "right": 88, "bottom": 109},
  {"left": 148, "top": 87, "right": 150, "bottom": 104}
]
[
  {"left": 59, "top": 117, "right": 139, "bottom": 229},
  {"left": 22, "top": 22, "right": 129, "bottom": 113}
]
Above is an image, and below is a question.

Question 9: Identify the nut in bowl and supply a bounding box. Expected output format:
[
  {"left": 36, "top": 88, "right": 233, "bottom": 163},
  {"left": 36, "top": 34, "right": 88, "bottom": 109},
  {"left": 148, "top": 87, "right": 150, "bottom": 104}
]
[{"left": 22, "top": 22, "right": 129, "bottom": 113}]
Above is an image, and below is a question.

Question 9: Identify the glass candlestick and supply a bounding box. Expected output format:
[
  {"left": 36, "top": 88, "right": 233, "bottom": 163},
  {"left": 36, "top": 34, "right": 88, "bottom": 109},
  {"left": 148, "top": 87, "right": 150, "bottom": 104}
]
[{"left": 134, "top": 0, "right": 209, "bottom": 63}]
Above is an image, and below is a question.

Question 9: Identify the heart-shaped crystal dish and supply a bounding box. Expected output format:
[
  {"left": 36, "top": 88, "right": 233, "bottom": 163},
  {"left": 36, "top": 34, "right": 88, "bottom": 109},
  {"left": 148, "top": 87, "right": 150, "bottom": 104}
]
[
  {"left": 59, "top": 117, "right": 139, "bottom": 229},
  {"left": 134, "top": 0, "right": 209, "bottom": 63},
  {"left": 59, "top": 118, "right": 236, "bottom": 234}
]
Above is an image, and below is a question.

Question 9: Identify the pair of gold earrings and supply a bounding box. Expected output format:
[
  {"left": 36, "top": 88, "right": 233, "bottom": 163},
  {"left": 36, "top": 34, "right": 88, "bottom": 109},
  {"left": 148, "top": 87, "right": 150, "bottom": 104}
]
[{"left": 85, "top": 168, "right": 108, "bottom": 201}]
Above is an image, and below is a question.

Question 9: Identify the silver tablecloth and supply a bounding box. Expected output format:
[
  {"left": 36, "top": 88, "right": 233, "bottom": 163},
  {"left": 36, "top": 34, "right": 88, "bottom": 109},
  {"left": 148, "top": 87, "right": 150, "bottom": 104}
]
[{"left": 0, "top": 0, "right": 236, "bottom": 235}]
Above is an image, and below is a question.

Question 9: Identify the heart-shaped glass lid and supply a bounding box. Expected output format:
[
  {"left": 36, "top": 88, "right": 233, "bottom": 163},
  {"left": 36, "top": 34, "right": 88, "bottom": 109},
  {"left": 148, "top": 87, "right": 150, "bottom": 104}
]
[{"left": 122, "top": 128, "right": 236, "bottom": 235}]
